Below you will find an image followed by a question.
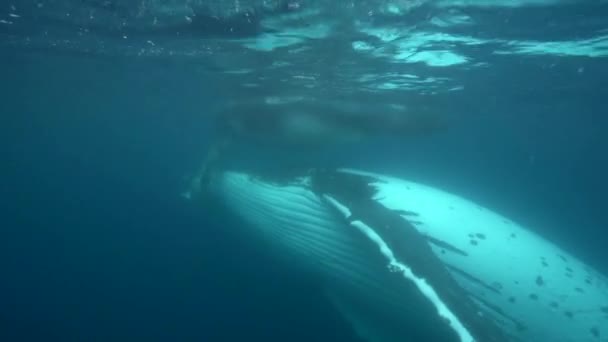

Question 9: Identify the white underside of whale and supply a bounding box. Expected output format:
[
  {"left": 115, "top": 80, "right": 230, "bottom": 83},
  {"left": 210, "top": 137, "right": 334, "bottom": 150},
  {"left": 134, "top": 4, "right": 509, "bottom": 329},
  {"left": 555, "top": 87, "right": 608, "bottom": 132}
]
[{"left": 204, "top": 168, "right": 608, "bottom": 342}]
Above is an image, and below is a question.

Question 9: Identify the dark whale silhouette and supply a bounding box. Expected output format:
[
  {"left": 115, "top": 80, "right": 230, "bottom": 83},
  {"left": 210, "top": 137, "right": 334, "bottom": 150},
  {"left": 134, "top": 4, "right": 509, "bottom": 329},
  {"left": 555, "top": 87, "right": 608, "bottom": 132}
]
[
  {"left": 188, "top": 96, "right": 446, "bottom": 190},
  {"left": 214, "top": 97, "right": 445, "bottom": 148}
]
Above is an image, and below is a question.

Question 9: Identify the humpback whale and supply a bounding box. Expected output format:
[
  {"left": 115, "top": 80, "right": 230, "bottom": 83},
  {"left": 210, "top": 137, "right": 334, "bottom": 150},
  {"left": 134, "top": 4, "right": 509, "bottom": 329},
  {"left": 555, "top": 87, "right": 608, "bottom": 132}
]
[
  {"left": 215, "top": 97, "right": 444, "bottom": 148},
  {"left": 191, "top": 97, "right": 444, "bottom": 187},
  {"left": 188, "top": 167, "right": 608, "bottom": 342}
]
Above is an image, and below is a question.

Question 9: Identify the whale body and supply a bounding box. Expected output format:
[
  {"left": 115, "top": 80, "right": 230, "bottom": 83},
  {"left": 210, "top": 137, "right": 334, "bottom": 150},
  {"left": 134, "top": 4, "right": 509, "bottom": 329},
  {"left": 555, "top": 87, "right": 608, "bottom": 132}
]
[
  {"left": 214, "top": 97, "right": 444, "bottom": 149},
  {"left": 193, "top": 168, "right": 608, "bottom": 342}
]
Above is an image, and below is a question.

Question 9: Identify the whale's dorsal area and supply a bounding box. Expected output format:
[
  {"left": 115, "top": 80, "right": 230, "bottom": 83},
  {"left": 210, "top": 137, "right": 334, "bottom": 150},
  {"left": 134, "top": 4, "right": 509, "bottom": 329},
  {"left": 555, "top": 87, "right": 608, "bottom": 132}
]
[
  {"left": 214, "top": 97, "right": 445, "bottom": 148},
  {"left": 193, "top": 167, "right": 608, "bottom": 342}
]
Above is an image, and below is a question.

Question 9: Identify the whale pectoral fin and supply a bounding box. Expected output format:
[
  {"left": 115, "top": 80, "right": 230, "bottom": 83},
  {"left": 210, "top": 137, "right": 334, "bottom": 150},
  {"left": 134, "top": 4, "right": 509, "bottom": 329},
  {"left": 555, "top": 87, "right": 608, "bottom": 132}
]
[{"left": 183, "top": 136, "right": 235, "bottom": 202}]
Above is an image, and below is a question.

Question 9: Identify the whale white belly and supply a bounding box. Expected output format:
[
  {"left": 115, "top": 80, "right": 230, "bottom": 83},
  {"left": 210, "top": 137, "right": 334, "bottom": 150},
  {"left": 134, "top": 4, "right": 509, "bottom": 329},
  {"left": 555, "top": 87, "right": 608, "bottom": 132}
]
[{"left": 204, "top": 169, "right": 608, "bottom": 342}]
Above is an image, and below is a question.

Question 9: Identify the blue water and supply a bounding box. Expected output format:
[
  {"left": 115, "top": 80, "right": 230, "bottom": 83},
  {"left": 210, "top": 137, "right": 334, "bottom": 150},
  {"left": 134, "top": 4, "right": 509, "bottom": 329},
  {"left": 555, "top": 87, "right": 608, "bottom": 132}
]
[
  {"left": 0, "top": 53, "right": 364, "bottom": 341},
  {"left": 1, "top": 1, "right": 608, "bottom": 341}
]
